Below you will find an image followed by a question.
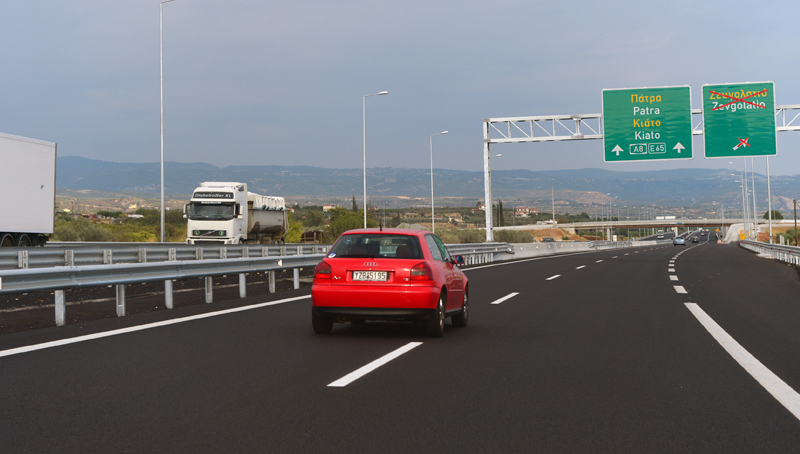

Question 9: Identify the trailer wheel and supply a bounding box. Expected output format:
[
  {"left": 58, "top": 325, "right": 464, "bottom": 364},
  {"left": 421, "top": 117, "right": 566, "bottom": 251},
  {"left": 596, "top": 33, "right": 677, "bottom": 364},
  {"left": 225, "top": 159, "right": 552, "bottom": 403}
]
[
  {"left": 17, "top": 234, "right": 32, "bottom": 247},
  {"left": 0, "top": 234, "right": 14, "bottom": 248}
]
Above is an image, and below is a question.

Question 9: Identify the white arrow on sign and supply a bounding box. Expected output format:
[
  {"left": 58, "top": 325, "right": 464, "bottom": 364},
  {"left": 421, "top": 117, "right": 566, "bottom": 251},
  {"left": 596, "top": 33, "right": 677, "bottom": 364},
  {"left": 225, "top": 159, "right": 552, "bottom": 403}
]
[
  {"left": 673, "top": 142, "right": 685, "bottom": 153},
  {"left": 612, "top": 145, "right": 623, "bottom": 156}
]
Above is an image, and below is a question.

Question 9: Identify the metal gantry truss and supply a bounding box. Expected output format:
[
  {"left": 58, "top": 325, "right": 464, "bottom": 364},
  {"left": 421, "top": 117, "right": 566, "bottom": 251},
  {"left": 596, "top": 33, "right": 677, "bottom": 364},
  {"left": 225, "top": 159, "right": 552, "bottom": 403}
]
[{"left": 482, "top": 105, "right": 800, "bottom": 241}]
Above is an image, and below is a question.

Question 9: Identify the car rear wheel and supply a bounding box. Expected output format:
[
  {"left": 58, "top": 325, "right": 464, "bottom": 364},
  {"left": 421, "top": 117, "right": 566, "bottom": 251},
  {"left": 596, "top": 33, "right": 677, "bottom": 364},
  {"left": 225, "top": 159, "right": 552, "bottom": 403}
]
[
  {"left": 425, "top": 292, "right": 445, "bottom": 337},
  {"left": 451, "top": 287, "right": 468, "bottom": 328},
  {"left": 312, "top": 309, "right": 333, "bottom": 334}
]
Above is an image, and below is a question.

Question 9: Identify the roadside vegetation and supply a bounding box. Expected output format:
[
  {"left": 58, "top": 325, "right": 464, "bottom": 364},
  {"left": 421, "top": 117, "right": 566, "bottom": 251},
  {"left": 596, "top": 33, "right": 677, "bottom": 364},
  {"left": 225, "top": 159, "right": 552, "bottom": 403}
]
[
  {"left": 52, "top": 209, "right": 187, "bottom": 243},
  {"left": 52, "top": 202, "right": 673, "bottom": 245}
]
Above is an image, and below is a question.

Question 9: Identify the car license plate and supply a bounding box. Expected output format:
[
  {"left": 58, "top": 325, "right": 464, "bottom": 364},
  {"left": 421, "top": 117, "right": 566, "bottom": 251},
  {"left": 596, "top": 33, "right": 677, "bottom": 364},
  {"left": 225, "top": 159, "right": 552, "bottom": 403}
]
[{"left": 352, "top": 271, "right": 388, "bottom": 281}]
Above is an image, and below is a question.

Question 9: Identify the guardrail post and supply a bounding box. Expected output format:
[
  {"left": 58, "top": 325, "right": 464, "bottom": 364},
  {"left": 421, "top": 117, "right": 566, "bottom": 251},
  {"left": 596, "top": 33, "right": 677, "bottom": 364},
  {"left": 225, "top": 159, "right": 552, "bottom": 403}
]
[
  {"left": 280, "top": 246, "right": 287, "bottom": 257},
  {"left": 196, "top": 248, "right": 203, "bottom": 261},
  {"left": 55, "top": 290, "right": 66, "bottom": 326},
  {"left": 297, "top": 246, "right": 302, "bottom": 256},
  {"left": 268, "top": 271, "right": 276, "bottom": 293},
  {"left": 65, "top": 250, "right": 74, "bottom": 267},
  {"left": 138, "top": 249, "right": 147, "bottom": 263},
  {"left": 220, "top": 248, "right": 227, "bottom": 260},
  {"left": 205, "top": 277, "right": 213, "bottom": 303},
  {"left": 164, "top": 248, "right": 177, "bottom": 309},
  {"left": 242, "top": 247, "right": 249, "bottom": 259},
  {"left": 165, "top": 280, "right": 174, "bottom": 309},
  {"left": 293, "top": 269, "right": 300, "bottom": 289},
  {"left": 18, "top": 250, "right": 29, "bottom": 269},
  {"left": 116, "top": 285, "right": 126, "bottom": 317},
  {"left": 239, "top": 273, "right": 247, "bottom": 298},
  {"left": 103, "top": 249, "right": 113, "bottom": 264}
]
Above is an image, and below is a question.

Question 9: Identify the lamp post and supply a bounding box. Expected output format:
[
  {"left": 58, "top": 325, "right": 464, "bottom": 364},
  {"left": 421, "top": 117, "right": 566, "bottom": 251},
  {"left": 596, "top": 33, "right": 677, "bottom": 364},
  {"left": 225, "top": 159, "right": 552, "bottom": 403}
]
[
  {"left": 159, "top": 0, "right": 175, "bottom": 243},
  {"left": 429, "top": 130, "right": 448, "bottom": 233},
  {"left": 363, "top": 91, "right": 388, "bottom": 228}
]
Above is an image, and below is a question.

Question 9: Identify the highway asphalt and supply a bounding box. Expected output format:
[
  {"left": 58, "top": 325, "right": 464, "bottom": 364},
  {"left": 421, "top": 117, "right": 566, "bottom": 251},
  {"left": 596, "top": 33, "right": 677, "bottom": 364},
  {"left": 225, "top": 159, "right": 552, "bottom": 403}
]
[{"left": 2, "top": 234, "right": 800, "bottom": 452}]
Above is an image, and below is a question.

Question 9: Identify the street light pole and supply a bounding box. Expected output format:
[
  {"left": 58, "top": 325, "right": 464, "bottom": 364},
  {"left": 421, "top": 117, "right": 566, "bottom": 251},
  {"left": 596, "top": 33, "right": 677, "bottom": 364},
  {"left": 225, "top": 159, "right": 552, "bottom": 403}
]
[
  {"left": 159, "top": 0, "right": 175, "bottom": 243},
  {"left": 363, "top": 91, "right": 388, "bottom": 228},
  {"left": 429, "top": 131, "right": 448, "bottom": 233}
]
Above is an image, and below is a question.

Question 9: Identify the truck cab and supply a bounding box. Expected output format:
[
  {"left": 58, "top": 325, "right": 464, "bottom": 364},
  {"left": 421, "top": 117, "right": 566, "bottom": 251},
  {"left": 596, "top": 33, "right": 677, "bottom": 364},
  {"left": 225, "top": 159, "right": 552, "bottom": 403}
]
[
  {"left": 185, "top": 182, "right": 247, "bottom": 245},
  {"left": 185, "top": 182, "right": 287, "bottom": 245}
]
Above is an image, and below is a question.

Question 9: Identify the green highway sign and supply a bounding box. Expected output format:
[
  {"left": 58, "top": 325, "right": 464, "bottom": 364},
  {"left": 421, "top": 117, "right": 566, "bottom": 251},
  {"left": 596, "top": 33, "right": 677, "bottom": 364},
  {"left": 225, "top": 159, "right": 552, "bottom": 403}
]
[
  {"left": 602, "top": 86, "right": 693, "bottom": 162},
  {"left": 702, "top": 82, "right": 776, "bottom": 158}
]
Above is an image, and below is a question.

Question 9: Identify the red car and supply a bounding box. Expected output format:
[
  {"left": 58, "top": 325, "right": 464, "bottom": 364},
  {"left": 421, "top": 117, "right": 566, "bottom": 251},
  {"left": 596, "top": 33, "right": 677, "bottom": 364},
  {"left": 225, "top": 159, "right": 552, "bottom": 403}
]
[{"left": 311, "top": 228, "right": 468, "bottom": 337}]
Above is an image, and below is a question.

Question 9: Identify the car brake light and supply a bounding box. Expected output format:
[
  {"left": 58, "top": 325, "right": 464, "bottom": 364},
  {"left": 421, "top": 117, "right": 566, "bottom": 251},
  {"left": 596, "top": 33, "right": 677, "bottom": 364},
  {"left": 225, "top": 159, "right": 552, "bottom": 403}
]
[
  {"left": 315, "top": 260, "right": 332, "bottom": 279},
  {"left": 410, "top": 262, "right": 432, "bottom": 281}
]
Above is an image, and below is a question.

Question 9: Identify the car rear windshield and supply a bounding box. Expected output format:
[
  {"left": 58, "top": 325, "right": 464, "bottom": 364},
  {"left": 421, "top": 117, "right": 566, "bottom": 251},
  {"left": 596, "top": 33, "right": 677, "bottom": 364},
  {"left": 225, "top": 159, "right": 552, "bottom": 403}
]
[{"left": 328, "top": 234, "right": 423, "bottom": 259}]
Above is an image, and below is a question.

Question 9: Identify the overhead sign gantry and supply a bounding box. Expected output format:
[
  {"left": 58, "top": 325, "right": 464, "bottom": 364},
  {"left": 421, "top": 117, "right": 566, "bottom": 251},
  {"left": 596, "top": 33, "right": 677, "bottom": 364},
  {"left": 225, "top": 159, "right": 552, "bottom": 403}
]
[{"left": 482, "top": 83, "right": 799, "bottom": 242}]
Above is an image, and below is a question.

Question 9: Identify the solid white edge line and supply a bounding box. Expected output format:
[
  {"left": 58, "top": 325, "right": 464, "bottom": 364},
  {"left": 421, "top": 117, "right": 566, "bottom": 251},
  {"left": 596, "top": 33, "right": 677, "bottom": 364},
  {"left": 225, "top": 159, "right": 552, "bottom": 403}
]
[
  {"left": 0, "top": 295, "right": 311, "bottom": 359},
  {"left": 490, "top": 292, "right": 520, "bottom": 305},
  {"left": 328, "top": 342, "right": 423, "bottom": 387},
  {"left": 685, "top": 303, "right": 800, "bottom": 421}
]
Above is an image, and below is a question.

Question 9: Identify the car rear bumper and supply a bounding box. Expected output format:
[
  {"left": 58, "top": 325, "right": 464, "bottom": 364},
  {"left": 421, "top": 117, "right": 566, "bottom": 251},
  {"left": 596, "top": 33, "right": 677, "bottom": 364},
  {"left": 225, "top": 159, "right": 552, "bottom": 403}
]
[
  {"left": 312, "top": 284, "right": 440, "bottom": 321},
  {"left": 313, "top": 306, "right": 436, "bottom": 322}
]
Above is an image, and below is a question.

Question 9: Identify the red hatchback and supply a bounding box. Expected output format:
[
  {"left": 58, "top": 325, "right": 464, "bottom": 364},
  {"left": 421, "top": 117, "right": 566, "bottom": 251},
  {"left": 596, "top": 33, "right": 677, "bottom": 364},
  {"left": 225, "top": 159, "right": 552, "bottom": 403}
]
[{"left": 311, "top": 228, "right": 468, "bottom": 337}]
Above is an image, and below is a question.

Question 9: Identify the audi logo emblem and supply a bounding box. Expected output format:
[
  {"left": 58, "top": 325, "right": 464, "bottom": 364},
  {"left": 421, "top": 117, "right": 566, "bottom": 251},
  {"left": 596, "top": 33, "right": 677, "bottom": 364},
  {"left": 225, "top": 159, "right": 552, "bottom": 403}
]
[{"left": 363, "top": 262, "right": 379, "bottom": 267}]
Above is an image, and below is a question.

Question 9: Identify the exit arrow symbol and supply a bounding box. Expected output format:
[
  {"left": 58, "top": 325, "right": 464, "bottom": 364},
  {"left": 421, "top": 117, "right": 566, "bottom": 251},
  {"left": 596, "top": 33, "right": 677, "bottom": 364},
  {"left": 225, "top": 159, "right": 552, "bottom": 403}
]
[
  {"left": 612, "top": 145, "right": 623, "bottom": 156},
  {"left": 673, "top": 142, "right": 685, "bottom": 153}
]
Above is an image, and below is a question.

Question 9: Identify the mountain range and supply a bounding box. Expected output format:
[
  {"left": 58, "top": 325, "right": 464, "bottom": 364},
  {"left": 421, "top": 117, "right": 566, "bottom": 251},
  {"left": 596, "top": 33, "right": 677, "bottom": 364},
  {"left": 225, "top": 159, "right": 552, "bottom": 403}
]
[{"left": 56, "top": 156, "right": 800, "bottom": 211}]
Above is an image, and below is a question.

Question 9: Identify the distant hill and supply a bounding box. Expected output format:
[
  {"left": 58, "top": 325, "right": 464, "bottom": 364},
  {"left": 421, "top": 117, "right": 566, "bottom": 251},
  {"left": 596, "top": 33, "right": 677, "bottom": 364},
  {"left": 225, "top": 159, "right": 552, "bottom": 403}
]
[{"left": 56, "top": 156, "right": 800, "bottom": 210}]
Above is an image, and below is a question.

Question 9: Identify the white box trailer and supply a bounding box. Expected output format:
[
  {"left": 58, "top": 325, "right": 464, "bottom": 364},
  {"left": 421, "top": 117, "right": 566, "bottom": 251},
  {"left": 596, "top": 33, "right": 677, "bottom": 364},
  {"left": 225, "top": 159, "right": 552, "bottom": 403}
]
[{"left": 0, "top": 132, "right": 57, "bottom": 247}]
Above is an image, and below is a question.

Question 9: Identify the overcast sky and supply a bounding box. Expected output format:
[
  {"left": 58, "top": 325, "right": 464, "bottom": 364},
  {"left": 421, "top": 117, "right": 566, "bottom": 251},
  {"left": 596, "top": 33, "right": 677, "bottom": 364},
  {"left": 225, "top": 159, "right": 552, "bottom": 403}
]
[{"left": 2, "top": 1, "right": 799, "bottom": 176}]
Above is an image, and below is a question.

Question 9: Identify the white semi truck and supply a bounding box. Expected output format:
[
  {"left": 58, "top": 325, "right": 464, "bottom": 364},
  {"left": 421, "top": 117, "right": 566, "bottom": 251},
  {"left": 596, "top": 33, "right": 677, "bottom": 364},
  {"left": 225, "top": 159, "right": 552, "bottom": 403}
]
[
  {"left": 0, "top": 132, "right": 57, "bottom": 247},
  {"left": 185, "top": 182, "right": 288, "bottom": 245}
]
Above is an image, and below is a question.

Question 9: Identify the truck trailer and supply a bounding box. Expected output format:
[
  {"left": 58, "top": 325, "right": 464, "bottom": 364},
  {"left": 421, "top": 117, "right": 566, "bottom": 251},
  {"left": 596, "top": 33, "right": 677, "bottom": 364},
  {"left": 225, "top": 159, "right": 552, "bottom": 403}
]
[
  {"left": 185, "top": 182, "right": 288, "bottom": 245},
  {"left": 0, "top": 132, "right": 57, "bottom": 247}
]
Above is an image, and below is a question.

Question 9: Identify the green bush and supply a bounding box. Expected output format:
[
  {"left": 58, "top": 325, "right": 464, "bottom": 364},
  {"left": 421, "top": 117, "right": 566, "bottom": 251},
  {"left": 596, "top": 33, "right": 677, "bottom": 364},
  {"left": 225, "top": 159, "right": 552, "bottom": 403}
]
[
  {"left": 323, "top": 208, "right": 377, "bottom": 243},
  {"left": 777, "top": 229, "right": 798, "bottom": 245},
  {"left": 494, "top": 230, "right": 534, "bottom": 243},
  {"left": 433, "top": 228, "right": 487, "bottom": 244},
  {"left": 52, "top": 217, "right": 114, "bottom": 242}
]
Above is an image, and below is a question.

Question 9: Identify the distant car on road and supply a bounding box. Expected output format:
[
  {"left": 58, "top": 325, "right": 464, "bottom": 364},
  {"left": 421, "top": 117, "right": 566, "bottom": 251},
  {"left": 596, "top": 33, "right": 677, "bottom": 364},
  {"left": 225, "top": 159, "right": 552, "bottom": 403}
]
[
  {"left": 540, "top": 237, "right": 556, "bottom": 243},
  {"left": 673, "top": 237, "right": 686, "bottom": 246},
  {"left": 311, "top": 228, "right": 468, "bottom": 337},
  {"left": 692, "top": 237, "right": 699, "bottom": 243}
]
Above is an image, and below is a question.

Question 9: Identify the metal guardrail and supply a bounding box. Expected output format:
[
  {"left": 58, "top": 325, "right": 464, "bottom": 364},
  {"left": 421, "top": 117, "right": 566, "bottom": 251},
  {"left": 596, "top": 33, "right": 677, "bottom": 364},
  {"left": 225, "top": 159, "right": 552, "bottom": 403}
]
[
  {"left": 0, "top": 242, "right": 329, "bottom": 270},
  {"left": 4, "top": 239, "right": 672, "bottom": 328},
  {"left": 740, "top": 240, "right": 800, "bottom": 266},
  {"left": 0, "top": 241, "right": 516, "bottom": 326},
  {"left": 445, "top": 242, "right": 514, "bottom": 265}
]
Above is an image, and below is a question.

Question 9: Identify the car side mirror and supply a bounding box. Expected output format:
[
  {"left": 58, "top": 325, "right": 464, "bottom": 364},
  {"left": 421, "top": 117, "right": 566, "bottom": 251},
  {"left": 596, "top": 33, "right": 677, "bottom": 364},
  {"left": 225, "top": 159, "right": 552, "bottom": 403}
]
[{"left": 454, "top": 255, "right": 465, "bottom": 265}]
